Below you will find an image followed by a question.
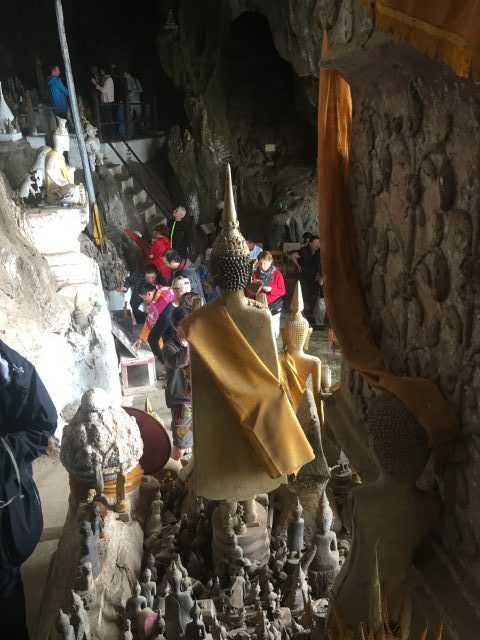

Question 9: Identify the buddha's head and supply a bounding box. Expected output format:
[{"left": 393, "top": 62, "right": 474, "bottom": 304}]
[
  {"left": 284, "top": 281, "right": 310, "bottom": 350},
  {"left": 211, "top": 165, "right": 251, "bottom": 292},
  {"left": 367, "top": 391, "right": 430, "bottom": 483}
]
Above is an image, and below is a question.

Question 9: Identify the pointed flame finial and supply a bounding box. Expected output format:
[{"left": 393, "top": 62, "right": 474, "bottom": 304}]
[
  {"left": 290, "top": 280, "right": 305, "bottom": 315},
  {"left": 211, "top": 164, "right": 249, "bottom": 258}
]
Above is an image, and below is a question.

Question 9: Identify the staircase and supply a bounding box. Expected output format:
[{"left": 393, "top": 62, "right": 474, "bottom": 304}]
[{"left": 104, "top": 142, "right": 172, "bottom": 226}]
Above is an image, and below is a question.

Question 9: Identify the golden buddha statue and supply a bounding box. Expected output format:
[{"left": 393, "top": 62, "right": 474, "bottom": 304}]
[
  {"left": 280, "top": 281, "right": 322, "bottom": 416},
  {"left": 181, "top": 165, "right": 313, "bottom": 502}
]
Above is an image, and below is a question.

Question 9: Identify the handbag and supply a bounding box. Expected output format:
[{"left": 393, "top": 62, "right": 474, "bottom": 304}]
[{"left": 268, "top": 297, "right": 284, "bottom": 316}]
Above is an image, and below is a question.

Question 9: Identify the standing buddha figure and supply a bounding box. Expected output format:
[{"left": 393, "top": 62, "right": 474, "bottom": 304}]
[{"left": 280, "top": 281, "right": 322, "bottom": 415}]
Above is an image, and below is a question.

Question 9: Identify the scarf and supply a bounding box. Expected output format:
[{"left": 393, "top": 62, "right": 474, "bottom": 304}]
[{"left": 254, "top": 264, "right": 276, "bottom": 286}]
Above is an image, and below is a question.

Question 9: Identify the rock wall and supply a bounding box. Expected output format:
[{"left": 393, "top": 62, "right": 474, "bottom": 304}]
[
  {"left": 0, "top": 167, "right": 120, "bottom": 421},
  {"left": 323, "top": 0, "right": 480, "bottom": 632},
  {"left": 156, "top": 0, "right": 320, "bottom": 243}
]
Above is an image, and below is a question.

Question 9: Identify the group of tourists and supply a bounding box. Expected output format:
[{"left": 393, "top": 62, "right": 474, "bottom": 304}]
[{"left": 47, "top": 63, "right": 143, "bottom": 138}]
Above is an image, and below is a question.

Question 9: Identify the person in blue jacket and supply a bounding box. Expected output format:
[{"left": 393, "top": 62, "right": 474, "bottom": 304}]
[{"left": 46, "top": 65, "right": 69, "bottom": 117}]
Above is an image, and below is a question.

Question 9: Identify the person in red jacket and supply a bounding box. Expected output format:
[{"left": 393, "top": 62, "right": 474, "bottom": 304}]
[
  {"left": 150, "top": 223, "right": 171, "bottom": 284},
  {"left": 124, "top": 228, "right": 152, "bottom": 268},
  {"left": 252, "top": 250, "right": 286, "bottom": 337}
]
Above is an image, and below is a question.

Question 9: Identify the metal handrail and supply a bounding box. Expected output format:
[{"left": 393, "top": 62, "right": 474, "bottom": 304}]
[{"left": 106, "top": 141, "right": 164, "bottom": 213}]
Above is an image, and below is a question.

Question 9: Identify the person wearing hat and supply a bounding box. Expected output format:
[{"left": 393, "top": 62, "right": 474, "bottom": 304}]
[{"left": 146, "top": 276, "right": 191, "bottom": 362}]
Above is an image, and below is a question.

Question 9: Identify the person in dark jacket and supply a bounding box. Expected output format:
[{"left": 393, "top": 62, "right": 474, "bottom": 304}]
[
  {"left": 0, "top": 340, "right": 57, "bottom": 640},
  {"left": 46, "top": 65, "right": 69, "bottom": 118},
  {"left": 120, "top": 264, "right": 164, "bottom": 324},
  {"left": 167, "top": 206, "right": 192, "bottom": 258},
  {"left": 163, "top": 305, "right": 193, "bottom": 460},
  {"left": 147, "top": 276, "right": 191, "bottom": 361},
  {"left": 162, "top": 249, "right": 205, "bottom": 301}
]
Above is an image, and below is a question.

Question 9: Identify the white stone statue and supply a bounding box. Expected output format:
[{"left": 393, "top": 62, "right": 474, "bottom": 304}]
[
  {"left": 85, "top": 122, "right": 103, "bottom": 173},
  {"left": 0, "top": 81, "right": 21, "bottom": 140},
  {"left": 45, "top": 117, "right": 84, "bottom": 205},
  {"left": 19, "top": 145, "right": 52, "bottom": 200}
]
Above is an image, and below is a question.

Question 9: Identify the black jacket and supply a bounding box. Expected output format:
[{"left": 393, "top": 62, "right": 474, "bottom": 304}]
[
  {"left": 163, "top": 336, "right": 190, "bottom": 408},
  {"left": 168, "top": 217, "right": 192, "bottom": 258},
  {"left": 0, "top": 340, "right": 57, "bottom": 569}
]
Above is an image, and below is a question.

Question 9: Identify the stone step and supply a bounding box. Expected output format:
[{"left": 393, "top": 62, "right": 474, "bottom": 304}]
[
  {"left": 121, "top": 176, "right": 134, "bottom": 192},
  {"left": 44, "top": 252, "right": 101, "bottom": 289},
  {"left": 136, "top": 201, "right": 157, "bottom": 223},
  {"left": 105, "top": 163, "right": 122, "bottom": 177},
  {"left": 132, "top": 189, "right": 147, "bottom": 206}
]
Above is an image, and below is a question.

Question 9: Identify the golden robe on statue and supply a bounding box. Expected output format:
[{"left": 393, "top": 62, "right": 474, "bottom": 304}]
[{"left": 181, "top": 298, "right": 314, "bottom": 501}]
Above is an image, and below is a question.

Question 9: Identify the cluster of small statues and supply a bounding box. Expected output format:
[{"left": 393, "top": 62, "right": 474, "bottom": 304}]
[
  {"left": 109, "top": 471, "right": 344, "bottom": 640},
  {"left": 55, "top": 462, "right": 131, "bottom": 640}
]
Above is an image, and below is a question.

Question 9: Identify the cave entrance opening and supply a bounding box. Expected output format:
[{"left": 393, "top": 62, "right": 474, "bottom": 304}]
[{"left": 225, "top": 11, "right": 316, "bottom": 169}]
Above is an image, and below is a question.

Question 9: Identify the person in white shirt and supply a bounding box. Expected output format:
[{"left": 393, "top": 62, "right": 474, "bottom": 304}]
[
  {"left": 246, "top": 237, "right": 262, "bottom": 260},
  {"left": 91, "top": 68, "right": 115, "bottom": 138},
  {"left": 124, "top": 71, "right": 143, "bottom": 136}
]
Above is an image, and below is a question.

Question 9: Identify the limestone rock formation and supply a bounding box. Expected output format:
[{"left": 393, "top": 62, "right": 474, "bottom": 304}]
[{"left": 60, "top": 388, "right": 144, "bottom": 482}]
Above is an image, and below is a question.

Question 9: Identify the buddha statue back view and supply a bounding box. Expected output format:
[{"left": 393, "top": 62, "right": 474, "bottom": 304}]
[
  {"left": 182, "top": 165, "right": 313, "bottom": 501},
  {"left": 281, "top": 281, "right": 322, "bottom": 409}
]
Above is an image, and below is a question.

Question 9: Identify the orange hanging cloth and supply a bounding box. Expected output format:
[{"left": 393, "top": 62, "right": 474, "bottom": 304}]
[{"left": 356, "top": 0, "right": 480, "bottom": 82}]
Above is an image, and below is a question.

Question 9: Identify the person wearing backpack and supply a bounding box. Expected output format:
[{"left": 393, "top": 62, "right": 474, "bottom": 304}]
[{"left": 0, "top": 340, "right": 57, "bottom": 639}]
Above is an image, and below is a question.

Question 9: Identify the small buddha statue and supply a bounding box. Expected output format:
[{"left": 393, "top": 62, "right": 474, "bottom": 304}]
[
  {"left": 140, "top": 567, "right": 157, "bottom": 609},
  {"left": 280, "top": 281, "right": 322, "bottom": 414},
  {"left": 227, "top": 533, "right": 245, "bottom": 570},
  {"left": 146, "top": 498, "right": 163, "bottom": 536},
  {"left": 151, "top": 613, "right": 166, "bottom": 640},
  {"left": 44, "top": 117, "right": 83, "bottom": 205},
  {"left": 284, "top": 562, "right": 310, "bottom": 612},
  {"left": 185, "top": 600, "right": 207, "bottom": 640},
  {"left": 310, "top": 491, "right": 340, "bottom": 597},
  {"left": 164, "top": 558, "right": 194, "bottom": 638},
  {"left": 71, "top": 591, "right": 90, "bottom": 640},
  {"left": 85, "top": 122, "right": 103, "bottom": 173},
  {"left": 90, "top": 501, "right": 104, "bottom": 540},
  {"left": 79, "top": 520, "right": 101, "bottom": 579},
  {"left": 122, "top": 618, "right": 133, "bottom": 640},
  {"left": 114, "top": 463, "right": 130, "bottom": 513},
  {"left": 229, "top": 570, "right": 246, "bottom": 609},
  {"left": 126, "top": 582, "right": 147, "bottom": 622},
  {"left": 56, "top": 609, "right": 75, "bottom": 640},
  {"left": 145, "top": 553, "right": 158, "bottom": 582},
  {"left": 234, "top": 503, "right": 247, "bottom": 535},
  {"left": 287, "top": 497, "right": 305, "bottom": 557},
  {"left": 75, "top": 560, "right": 94, "bottom": 600}
]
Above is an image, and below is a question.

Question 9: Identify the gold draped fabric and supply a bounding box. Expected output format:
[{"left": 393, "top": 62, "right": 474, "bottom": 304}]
[
  {"left": 318, "top": 37, "right": 459, "bottom": 446},
  {"left": 358, "top": 0, "right": 480, "bottom": 81},
  {"left": 181, "top": 299, "right": 314, "bottom": 479},
  {"left": 278, "top": 350, "right": 307, "bottom": 411}
]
